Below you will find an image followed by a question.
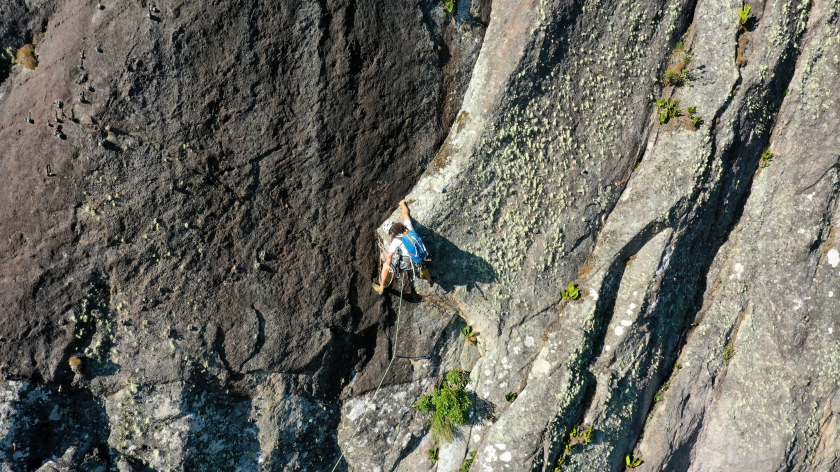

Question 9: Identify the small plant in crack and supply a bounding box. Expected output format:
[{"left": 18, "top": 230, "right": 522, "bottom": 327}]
[
  {"left": 429, "top": 447, "right": 439, "bottom": 463},
  {"left": 553, "top": 423, "right": 595, "bottom": 468},
  {"left": 687, "top": 105, "right": 703, "bottom": 128},
  {"left": 458, "top": 451, "right": 476, "bottom": 472},
  {"left": 656, "top": 98, "right": 682, "bottom": 124},
  {"left": 505, "top": 392, "right": 517, "bottom": 403},
  {"left": 724, "top": 344, "right": 736, "bottom": 360},
  {"left": 569, "top": 424, "right": 594, "bottom": 446},
  {"left": 739, "top": 4, "right": 752, "bottom": 27},
  {"left": 415, "top": 370, "right": 472, "bottom": 442},
  {"left": 663, "top": 47, "right": 694, "bottom": 86},
  {"left": 461, "top": 325, "right": 478, "bottom": 345},
  {"left": 653, "top": 382, "right": 669, "bottom": 403},
  {"left": 561, "top": 282, "right": 580, "bottom": 300},
  {"left": 662, "top": 69, "right": 687, "bottom": 86},
  {"left": 759, "top": 148, "right": 774, "bottom": 168},
  {"left": 626, "top": 453, "right": 643, "bottom": 468},
  {"left": 441, "top": 0, "right": 456, "bottom": 13}
]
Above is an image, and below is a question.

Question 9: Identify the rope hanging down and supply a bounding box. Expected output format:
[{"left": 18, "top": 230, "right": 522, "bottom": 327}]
[{"left": 330, "top": 276, "right": 406, "bottom": 472}]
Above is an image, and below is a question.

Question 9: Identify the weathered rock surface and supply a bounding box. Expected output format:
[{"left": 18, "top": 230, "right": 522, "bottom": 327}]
[
  {"left": 0, "top": 0, "right": 488, "bottom": 469},
  {"left": 341, "top": 0, "right": 840, "bottom": 470},
  {"left": 2, "top": 0, "right": 840, "bottom": 469}
]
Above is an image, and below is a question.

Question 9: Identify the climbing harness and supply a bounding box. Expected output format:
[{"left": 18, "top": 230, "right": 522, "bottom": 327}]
[
  {"left": 330, "top": 276, "right": 407, "bottom": 472},
  {"left": 378, "top": 241, "right": 416, "bottom": 290}
]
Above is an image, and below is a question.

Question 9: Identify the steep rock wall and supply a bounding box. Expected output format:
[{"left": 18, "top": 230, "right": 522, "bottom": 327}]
[
  {"left": 1, "top": 0, "right": 839, "bottom": 469},
  {"left": 0, "top": 0, "right": 489, "bottom": 469},
  {"left": 340, "top": 0, "right": 840, "bottom": 470}
]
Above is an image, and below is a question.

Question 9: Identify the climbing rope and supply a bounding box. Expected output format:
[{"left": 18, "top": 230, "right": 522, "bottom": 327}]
[{"left": 330, "top": 276, "right": 406, "bottom": 472}]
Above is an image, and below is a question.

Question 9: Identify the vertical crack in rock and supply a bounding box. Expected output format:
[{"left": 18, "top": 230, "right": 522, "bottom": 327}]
[{"left": 632, "top": 0, "right": 838, "bottom": 470}]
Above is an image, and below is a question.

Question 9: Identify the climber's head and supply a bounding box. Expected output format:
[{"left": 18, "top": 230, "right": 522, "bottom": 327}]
[{"left": 389, "top": 222, "right": 406, "bottom": 237}]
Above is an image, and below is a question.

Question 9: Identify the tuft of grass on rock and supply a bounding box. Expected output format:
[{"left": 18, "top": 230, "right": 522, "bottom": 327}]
[
  {"left": 415, "top": 370, "right": 472, "bottom": 442},
  {"left": 653, "top": 382, "right": 669, "bottom": 402},
  {"left": 738, "top": 4, "right": 752, "bottom": 27},
  {"left": 561, "top": 282, "right": 580, "bottom": 300},
  {"left": 626, "top": 453, "right": 643, "bottom": 468},
  {"left": 759, "top": 149, "right": 774, "bottom": 168},
  {"left": 460, "top": 325, "right": 478, "bottom": 345},
  {"left": 724, "top": 344, "right": 735, "bottom": 360},
  {"left": 656, "top": 98, "right": 682, "bottom": 124},
  {"left": 662, "top": 69, "right": 686, "bottom": 86}
]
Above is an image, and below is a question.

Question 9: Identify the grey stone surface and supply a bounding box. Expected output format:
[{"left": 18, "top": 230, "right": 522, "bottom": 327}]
[
  {"left": 635, "top": 0, "right": 840, "bottom": 469},
  {"left": 338, "top": 380, "right": 432, "bottom": 471},
  {"left": 345, "top": 0, "right": 840, "bottom": 469}
]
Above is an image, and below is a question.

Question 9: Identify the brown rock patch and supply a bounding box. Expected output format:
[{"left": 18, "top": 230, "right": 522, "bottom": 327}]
[
  {"left": 736, "top": 35, "right": 749, "bottom": 68},
  {"left": 16, "top": 44, "right": 37, "bottom": 70}
]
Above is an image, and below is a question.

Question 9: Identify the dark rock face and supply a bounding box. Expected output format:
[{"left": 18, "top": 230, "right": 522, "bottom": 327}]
[{"left": 0, "top": 0, "right": 488, "bottom": 468}]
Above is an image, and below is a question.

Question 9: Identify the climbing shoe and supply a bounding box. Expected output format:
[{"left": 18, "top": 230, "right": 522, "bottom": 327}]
[{"left": 372, "top": 282, "right": 383, "bottom": 295}]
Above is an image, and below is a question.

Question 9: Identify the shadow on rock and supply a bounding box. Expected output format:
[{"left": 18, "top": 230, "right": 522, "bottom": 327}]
[
  {"left": 413, "top": 222, "right": 496, "bottom": 293},
  {"left": 471, "top": 395, "right": 497, "bottom": 425},
  {"left": 0, "top": 384, "right": 111, "bottom": 472}
]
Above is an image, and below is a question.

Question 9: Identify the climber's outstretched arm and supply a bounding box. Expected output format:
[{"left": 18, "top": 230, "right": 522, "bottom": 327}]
[{"left": 399, "top": 200, "right": 410, "bottom": 221}]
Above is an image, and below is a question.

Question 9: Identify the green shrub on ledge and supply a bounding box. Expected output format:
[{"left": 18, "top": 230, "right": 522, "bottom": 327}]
[{"left": 415, "top": 370, "right": 472, "bottom": 442}]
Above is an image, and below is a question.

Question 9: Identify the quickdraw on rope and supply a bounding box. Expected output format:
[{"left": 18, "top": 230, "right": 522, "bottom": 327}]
[{"left": 330, "top": 276, "right": 406, "bottom": 472}]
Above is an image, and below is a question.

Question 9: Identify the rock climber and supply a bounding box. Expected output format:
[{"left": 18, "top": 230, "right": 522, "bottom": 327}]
[{"left": 373, "top": 200, "right": 433, "bottom": 294}]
